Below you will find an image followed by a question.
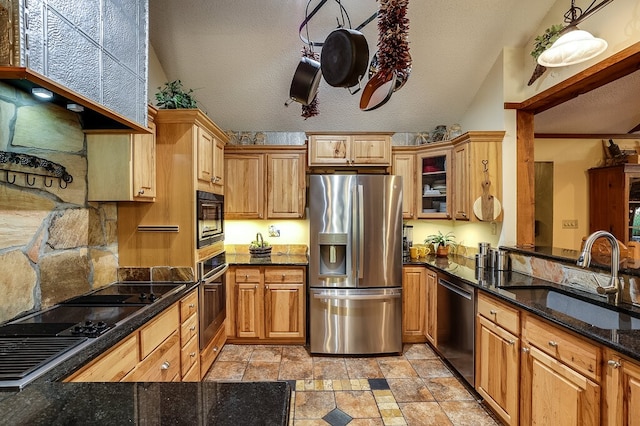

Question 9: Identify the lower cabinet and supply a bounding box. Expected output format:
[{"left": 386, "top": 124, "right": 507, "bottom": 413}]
[
  {"left": 402, "top": 266, "right": 427, "bottom": 343},
  {"left": 475, "top": 293, "right": 520, "bottom": 426},
  {"left": 520, "top": 314, "right": 601, "bottom": 426},
  {"left": 425, "top": 268, "right": 438, "bottom": 346},
  {"left": 228, "top": 265, "right": 306, "bottom": 343},
  {"left": 603, "top": 348, "right": 640, "bottom": 426},
  {"left": 65, "top": 290, "right": 207, "bottom": 383}
]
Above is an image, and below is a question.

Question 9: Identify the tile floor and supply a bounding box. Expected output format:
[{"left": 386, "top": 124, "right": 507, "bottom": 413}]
[{"left": 203, "top": 343, "right": 501, "bottom": 425}]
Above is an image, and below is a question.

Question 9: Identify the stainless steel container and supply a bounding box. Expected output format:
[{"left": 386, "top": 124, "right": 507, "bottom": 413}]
[
  {"left": 478, "top": 243, "right": 491, "bottom": 268},
  {"left": 495, "top": 250, "right": 510, "bottom": 271}
]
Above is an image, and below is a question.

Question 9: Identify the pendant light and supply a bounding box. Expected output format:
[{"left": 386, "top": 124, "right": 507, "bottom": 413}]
[{"left": 537, "top": 0, "right": 613, "bottom": 68}]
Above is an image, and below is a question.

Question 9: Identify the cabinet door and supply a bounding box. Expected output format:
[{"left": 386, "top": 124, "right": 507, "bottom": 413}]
[
  {"left": 402, "top": 266, "right": 426, "bottom": 342},
  {"left": 197, "top": 126, "right": 214, "bottom": 185},
  {"left": 452, "top": 143, "right": 470, "bottom": 220},
  {"left": 236, "top": 283, "right": 262, "bottom": 338},
  {"left": 224, "top": 154, "right": 264, "bottom": 219},
  {"left": 267, "top": 152, "right": 306, "bottom": 218},
  {"left": 351, "top": 134, "right": 391, "bottom": 165},
  {"left": 476, "top": 315, "right": 519, "bottom": 425},
  {"left": 132, "top": 129, "right": 157, "bottom": 199},
  {"left": 264, "top": 283, "right": 305, "bottom": 339},
  {"left": 212, "top": 137, "right": 225, "bottom": 192},
  {"left": 308, "top": 134, "right": 350, "bottom": 165},
  {"left": 416, "top": 149, "right": 451, "bottom": 219},
  {"left": 425, "top": 268, "right": 437, "bottom": 345},
  {"left": 604, "top": 351, "right": 640, "bottom": 426},
  {"left": 392, "top": 152, "right": 416, "bottom": 219},
  {"left": 521, "top": 345, "right": 600, "bottom": 426}
]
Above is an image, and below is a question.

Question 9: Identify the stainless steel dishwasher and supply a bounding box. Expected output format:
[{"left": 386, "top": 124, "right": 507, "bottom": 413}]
[{"left": 436, "top": 274, "right": 476, "bottom": 387}]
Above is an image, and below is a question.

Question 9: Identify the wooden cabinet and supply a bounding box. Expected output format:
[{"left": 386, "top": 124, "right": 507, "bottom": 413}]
[
  {"left": 87, "top": 105, "right": 157, "bottom": 201},
  {"left": 425, "top": 268, "right": 438, "bottom": 346},
  {"left": 117, "top": 109, "right": 227, "bottom": 273},
  {"left": 603, "top": 349, "right": 640, "bottom": 426},
  {"left": 307, "top": 133, "right": 392, "bottom": 167},
  {"left": 588, "top": 164, "right": 640, "bottom": 244},
  {"left": 66, "top": 302, "right": 181, "bottom": 383},
  {"left": 520, "top": 313, "right": 601, "bottom": 426},
  {"left": 392, "top": 148, "right": 416, "bottom": 219},
  {"left": 197, "top": 126, "right": 225, "bottom": 193},
  {"left": 228, "top": 265, "right": 306, "bottom": 343},
  {"left": 475, "top": 293, "right": 520, "bottom": 426},
  {"left": 402, "top": 266, "right": 427, "bottom": 342},
  {"left": 451, "top": 131, "right": 504, "bottom": 222},
  {"left": 417, "top": 147, "right": 451, "bottom": 219},
  {"left": 224, "top": 146, "right": 306, "bottom": 220},
  {"left": 179, "top": 290, "right": 200, "bottom": 381}
]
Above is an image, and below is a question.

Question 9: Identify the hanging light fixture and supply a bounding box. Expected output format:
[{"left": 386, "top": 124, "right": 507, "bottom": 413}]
[{"left": 537, "top": 0, "right": 614, "bottom": 67}]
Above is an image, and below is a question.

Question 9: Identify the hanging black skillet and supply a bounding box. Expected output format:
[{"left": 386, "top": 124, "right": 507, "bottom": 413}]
[
  {"left": 287, "top": 57, "right": 322, "bottom": 106},
  {"left": 320, "top": 28, "right": 369, "bottom": 91}
]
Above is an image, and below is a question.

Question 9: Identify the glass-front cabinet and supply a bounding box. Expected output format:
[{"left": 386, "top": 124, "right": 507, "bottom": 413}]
[{"left": 416, "top": 148, "right": 451, "bottom": 219}]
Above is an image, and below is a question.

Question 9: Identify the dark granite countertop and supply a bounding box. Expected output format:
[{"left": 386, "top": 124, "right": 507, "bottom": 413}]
[
  {"left": 0, "top": 381, "right": 291, "bottom": 425},
  {"left": 226, "top": 253, "right": 309, "bottom": 266},
  {"left": 404, "top": 255, "right": 640, "bottom": 362}
]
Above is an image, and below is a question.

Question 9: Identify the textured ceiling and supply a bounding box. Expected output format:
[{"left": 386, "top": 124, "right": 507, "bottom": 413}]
[{"left": 150, "top": 0, "right": 622, "bottom": 134}]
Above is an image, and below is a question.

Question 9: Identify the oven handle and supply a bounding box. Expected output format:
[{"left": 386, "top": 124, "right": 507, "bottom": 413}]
[
  {"left": 312, "top": 293, "right": 401, "bottom": 300},
  {"left": 202, "top": 264, "right": 228, "bottom": 283},
  {"left": 438, "top": 278, "right": 473, "bottom": 300}
]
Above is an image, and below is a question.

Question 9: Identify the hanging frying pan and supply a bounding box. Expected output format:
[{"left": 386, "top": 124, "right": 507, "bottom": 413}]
[
  {"left": 359, "top": 70, "right": 396, "bottom": 111},
  {"left": 286, "top": 57, "right": 322, "bottom": 106},
  {"left": 320, "top": 28, "right": 369, "bottom": 91}
]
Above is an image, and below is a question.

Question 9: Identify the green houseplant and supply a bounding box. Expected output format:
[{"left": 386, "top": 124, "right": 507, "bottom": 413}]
[
  {"left": 424, "top": 231, "right": 457, "bottom": 257},
  {"left": 155, "top": 80, "right": 198, "bottom": 109}
]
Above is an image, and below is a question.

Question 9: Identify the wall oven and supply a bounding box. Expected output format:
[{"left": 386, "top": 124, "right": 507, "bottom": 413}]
[
  {"left": 196, "top": 191, "right": 224, "bottom": 248},
  {"left": 198, "top": 251, "right": 227, "bottom": 351}
]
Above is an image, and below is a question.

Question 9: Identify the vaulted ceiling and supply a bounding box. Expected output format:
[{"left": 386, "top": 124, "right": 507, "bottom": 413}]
[{"left": 149, "top": 0, "right": 635, "bottom": 135}]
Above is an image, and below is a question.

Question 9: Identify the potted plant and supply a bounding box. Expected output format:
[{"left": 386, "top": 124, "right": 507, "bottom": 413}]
[
  {"left": 155, "top": 80, "right": 198, "bottom": 109},
  {"left": 424, "top": 231, "right": 457, "bottom": 257}
]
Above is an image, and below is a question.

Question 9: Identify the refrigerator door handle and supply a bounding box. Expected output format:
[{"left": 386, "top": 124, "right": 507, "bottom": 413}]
[
  {"left": 357, "top": 184, "right": 364, "bottom": 281},
  {"left": 312, "top": 293, "right": 401, "bottom": 300}
]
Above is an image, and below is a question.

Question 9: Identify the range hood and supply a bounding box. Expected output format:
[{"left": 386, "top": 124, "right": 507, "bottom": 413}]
[{"left": 0, "top": 67, "right": 149, "bottom": 134}]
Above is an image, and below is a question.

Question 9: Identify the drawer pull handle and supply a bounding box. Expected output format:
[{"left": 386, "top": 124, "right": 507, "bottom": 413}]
[
  {"left": 608, "top": 360, "right": 621, "bottom": 369},
  {"left": 190, "top": 352, "right": 196, "bottom": 358},
  {"left": 505, "top": 339, "right": 515, "bottom": 346},
  {"left": 245, "top": 274, "right": 248, "bottom": 280},
  {"left": 548, "top": 341, "right": 558, "bottom": 347},
  {"left": 282, "top": 274, "right": 286, "bottom": 280},
  {"left": 138, "top": 189, "right": 145, "bottom": 195},
  {"left": 190, "top": 326, "right": 196, "bottom": 331},
  {"left": 213, "top": 346, "right": 219, "bottom": 353},
  {"left": 189, "top": 303, "right": 195, "bottom": 308},
  {"left": 161, "top": 361, "right": 171, "bottom": 370},
  {"left": 489, "top": 309, "right": 497, "bottom": 315},
  {"left": 522, "top": 347, "right": 530, "bottom": 353},
  {"left": 266, "top": 285, "right": 269, "bottom": 289}
]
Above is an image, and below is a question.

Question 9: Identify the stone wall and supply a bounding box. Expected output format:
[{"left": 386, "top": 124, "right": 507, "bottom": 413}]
[{"left": 0, "top": 82, "right": 118, "bottom": 323}]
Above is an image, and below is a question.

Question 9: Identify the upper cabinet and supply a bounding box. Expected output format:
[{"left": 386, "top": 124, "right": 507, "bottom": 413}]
[
  {"left": 224, "top": 145, "right": 307, "bottom": 220},
  {"left": 392, "top": 148, "right": 416, "bottom": 219},
  {"left": 416, "top": 146, "right": 451, "bottom": 219},
  {"left": 307, "top": 133, "right": 392, "bottom": 167},
  {"left": 196, "top": 126, "right": 225, "bottom": 194},
  {"left": 87, "top": 105, "right": 158, "bottom": 202},
  {"left": 451, "top": 131, "right": 504, "bottom": 222}
]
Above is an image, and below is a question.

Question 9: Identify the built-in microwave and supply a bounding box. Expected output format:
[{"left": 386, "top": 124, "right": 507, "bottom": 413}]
[{"left": 196, "top": 191, "right": 224, "bottom": 248}]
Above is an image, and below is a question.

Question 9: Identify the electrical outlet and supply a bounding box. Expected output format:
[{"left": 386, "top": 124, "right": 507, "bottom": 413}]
[
  {"left": 268, "top": 225, "right": 280, "bottom": 237},
  {"left": 562, "top": 219, "right": 578, "bottom": 229}
]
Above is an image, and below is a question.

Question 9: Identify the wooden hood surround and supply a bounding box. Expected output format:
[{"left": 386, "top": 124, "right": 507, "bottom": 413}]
[{"left": 505, "top": 42, "right": 640, "bottom": 248}]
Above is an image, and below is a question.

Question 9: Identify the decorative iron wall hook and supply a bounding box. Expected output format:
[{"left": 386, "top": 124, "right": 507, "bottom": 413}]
[
  {"left": 0, "top": 151, "right": 73, "bottom": 190},
  {"left": 7, "top": 171, "right": 15, "bottom": 184},
  {"left": 44, "top": 177, "right": 53, "bottom": 187},
  {"left": 25, "top": 173, "right": 36, "bottom": 186}
]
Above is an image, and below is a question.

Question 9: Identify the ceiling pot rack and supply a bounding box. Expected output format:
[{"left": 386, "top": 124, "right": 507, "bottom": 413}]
[{"left": 0, "top": 151, "right": 73, "bottom": 189}]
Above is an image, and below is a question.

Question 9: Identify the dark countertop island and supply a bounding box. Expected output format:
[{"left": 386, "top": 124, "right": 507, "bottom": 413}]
[{"left": 0, "top": 381, "right": 291, "bottom": 425}]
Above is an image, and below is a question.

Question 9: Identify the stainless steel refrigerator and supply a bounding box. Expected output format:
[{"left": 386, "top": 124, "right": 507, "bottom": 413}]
[{"left": 308, "top": 174, "right": 403, "bottom": 355}]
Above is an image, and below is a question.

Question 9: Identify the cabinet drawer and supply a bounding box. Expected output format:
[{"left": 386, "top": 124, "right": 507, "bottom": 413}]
[
  {"left": 139, "top": 304, "right": 180, "bottom": 359},
  {"left": 235, "top": 268, "right": 261, "bottom": 283},
  {"left": 523, "top": 314, "right": 600, "bottom": 380},
  {"left": 264, "top": 268, "right": 304, "bottom": 283},
  {"left": 200, "top": 324, "right": 226, "bottom": 379},
  {"left": 65, "top": 334, "right": 139, "bottom": 382},
  {"left": 477, "top": 293, "right": 520, "bottom": 335},
  {"left": 180, "top": 290, "right": 198, "bottom": 322},
  {"left": 181, "top": 334, "right": 200, "bottom": 376},
  {"left": 182, "top": 362, "right": 200, "bottom": 382},
  {"left": 180, "top": 313, "right": 199, "bottom": 347},
  {"left": 123, "top": 331, "right": 181, "bottom": 382}
]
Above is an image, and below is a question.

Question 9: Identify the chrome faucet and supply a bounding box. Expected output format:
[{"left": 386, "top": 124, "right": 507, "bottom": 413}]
[{"left": 577, "top": 230, "right": 621, "bottom": 304}]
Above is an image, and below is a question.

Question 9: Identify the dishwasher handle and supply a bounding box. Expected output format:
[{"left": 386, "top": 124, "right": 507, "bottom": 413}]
[{"left": 438, "top": 278, "right": 473, "bottom": 301}]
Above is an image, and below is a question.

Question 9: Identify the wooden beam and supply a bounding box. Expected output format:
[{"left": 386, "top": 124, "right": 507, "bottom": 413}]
[
  {"left": 516, "top": 110, "right": 535, "bottom": 248},
  {"left": 534, "top": 133, "right": 640, "bottom": 139}
]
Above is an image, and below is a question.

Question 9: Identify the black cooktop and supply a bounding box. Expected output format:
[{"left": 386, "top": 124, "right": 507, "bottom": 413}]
[{"left": 62, "top": 284, "right": 181, "bottom": 306}]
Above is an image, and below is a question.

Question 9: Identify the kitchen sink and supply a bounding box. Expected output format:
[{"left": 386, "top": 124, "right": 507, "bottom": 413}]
[{"left": 499, "top": 286, "right": 640, "bottom": 330}]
